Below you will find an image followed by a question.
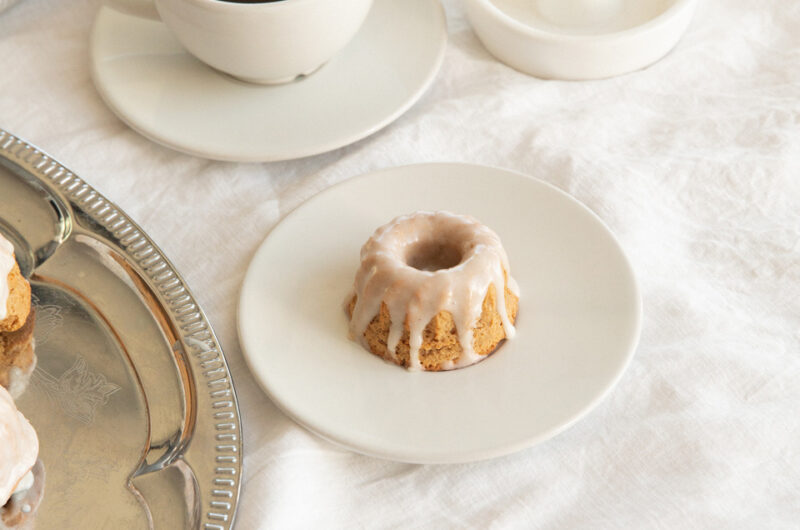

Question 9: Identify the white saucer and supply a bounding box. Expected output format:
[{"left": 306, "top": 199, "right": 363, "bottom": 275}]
[
  {"left": 90, "top": 0, "right": 446, "bottom": 162},
  {"left": 238, "top": 163, "right": 642, "bottom": 464}
]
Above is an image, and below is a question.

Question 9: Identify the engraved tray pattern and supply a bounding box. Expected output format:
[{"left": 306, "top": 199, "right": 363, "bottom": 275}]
[{"left": 0, "top": 128, "right": 242, "bottom": 529}]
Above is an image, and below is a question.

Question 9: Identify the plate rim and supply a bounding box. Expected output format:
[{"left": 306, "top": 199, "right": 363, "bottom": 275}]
[
  {"left": 237, "top": 162, "right": 643, "bottom": 464},
  {"left": 89, "top": 0, "right": 448, "bottom": 163},
  {"left": 0, "top": 128, "right": 244, "bottom": 527}
]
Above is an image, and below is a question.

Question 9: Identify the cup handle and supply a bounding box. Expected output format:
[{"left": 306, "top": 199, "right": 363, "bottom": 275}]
[{"left": 104, "top": 0, "right": 160, "bottom": 20}]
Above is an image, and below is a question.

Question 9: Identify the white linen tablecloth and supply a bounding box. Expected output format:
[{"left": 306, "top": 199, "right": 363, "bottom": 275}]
[{"left": 1, "top": 0, "right": 799, "bottom": 527}]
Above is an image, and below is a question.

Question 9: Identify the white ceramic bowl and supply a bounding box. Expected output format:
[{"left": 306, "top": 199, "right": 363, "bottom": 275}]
[
  {"left": 465, "top": 0, "right": 698, "bottom": 80},
  {"left": 155, "top": 0, "right": 374, "bottom": 84}
]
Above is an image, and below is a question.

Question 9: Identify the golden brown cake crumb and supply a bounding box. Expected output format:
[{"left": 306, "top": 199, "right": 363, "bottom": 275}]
[
  {"left": 0, "top": 262, "right": 31, "bottom": 333},
  {"left": 0, "top": 307, "right": 36, "bottom": 389},
  {"left": 348, "top": 283, "right": 518, "bottom": 371}
]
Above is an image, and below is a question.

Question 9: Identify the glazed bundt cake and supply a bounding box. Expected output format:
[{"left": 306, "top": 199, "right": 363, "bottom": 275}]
[
  {"left": 0, "top": 235, "right": 36, "bottom": 398},
  {"left": 0, "top": 384, "right": 43, "bottom": 528},
  {"left": 346, "top": 211, "right": 519, "bottom": 371}
]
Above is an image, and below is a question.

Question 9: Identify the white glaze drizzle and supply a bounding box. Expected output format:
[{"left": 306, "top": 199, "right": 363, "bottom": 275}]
[
  {"left": 349, "top": 211, "right": 519, "bottom": 371},
  {"left": 6, "top": 344, "right": 36, "bottom": 401},
  {"left": 11, "top": 471, "right": 33, "bottom": 496},
  {"left": 0, "top": 385, "right": 38, "bottom": 506},
  {"left": 0, "top": 234, "right": 14, "bottom": 321}
]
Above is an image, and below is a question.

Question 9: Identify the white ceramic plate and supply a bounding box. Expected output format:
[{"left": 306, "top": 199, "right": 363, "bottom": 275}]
[
  {"left": 90, "top": 0, "right": 446, "bottom": 162},
  {"left": 238, "top": 163, "right": 642, "bottom": 464}
]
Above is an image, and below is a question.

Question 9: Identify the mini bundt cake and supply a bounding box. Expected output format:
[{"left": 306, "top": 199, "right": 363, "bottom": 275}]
[
  {"left": 346, "top": 211, "right": 519, "bottom": 371},
  {"left": 0, "top": 236, "right": 30, "bottom": 334},
  {"left": 0, "top": 385, "right": 43, "bottom": 528},
  {"left": 0, "top": 235, "right": 36, "bottom": 398}
]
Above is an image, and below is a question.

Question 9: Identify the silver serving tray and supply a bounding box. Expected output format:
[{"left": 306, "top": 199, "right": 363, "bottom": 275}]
[{"left": 0, "top": 128, "right": 242, "bottom": 529}]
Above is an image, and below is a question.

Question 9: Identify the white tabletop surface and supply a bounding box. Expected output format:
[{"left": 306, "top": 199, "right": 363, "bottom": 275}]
[{"left": 2, "top": 0, "right": 799, "bottom": 528}]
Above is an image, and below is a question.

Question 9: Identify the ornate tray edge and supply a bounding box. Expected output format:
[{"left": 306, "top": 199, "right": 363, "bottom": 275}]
[{"left": 0, "top": 129, "right": 243, "bottom": 530}]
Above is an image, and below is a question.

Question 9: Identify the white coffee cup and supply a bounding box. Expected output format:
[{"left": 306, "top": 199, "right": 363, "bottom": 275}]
[{"left": 109, "top": 0, "right": 374, "bottom": 84}]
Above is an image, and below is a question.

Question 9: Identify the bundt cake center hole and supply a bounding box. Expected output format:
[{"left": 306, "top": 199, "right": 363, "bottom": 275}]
[{"left": 405, "top": 240, "right": 464, "bottom": 271}]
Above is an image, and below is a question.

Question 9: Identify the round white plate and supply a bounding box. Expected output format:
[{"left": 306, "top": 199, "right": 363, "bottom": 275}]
[
  {"left": 238, "top": 163, "right": 642, "bottom": 464},
  {"left": 90, "top": 0, "right": 446, "bottom": 162}
]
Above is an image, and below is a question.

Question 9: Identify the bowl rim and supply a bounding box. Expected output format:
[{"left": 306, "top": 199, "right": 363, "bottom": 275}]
[
  {"left": 468, "top": 0, "right": 698, "bottom": 43},
  {"left": 182, "top": 0, "right": 373, "bottom": 13}
]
